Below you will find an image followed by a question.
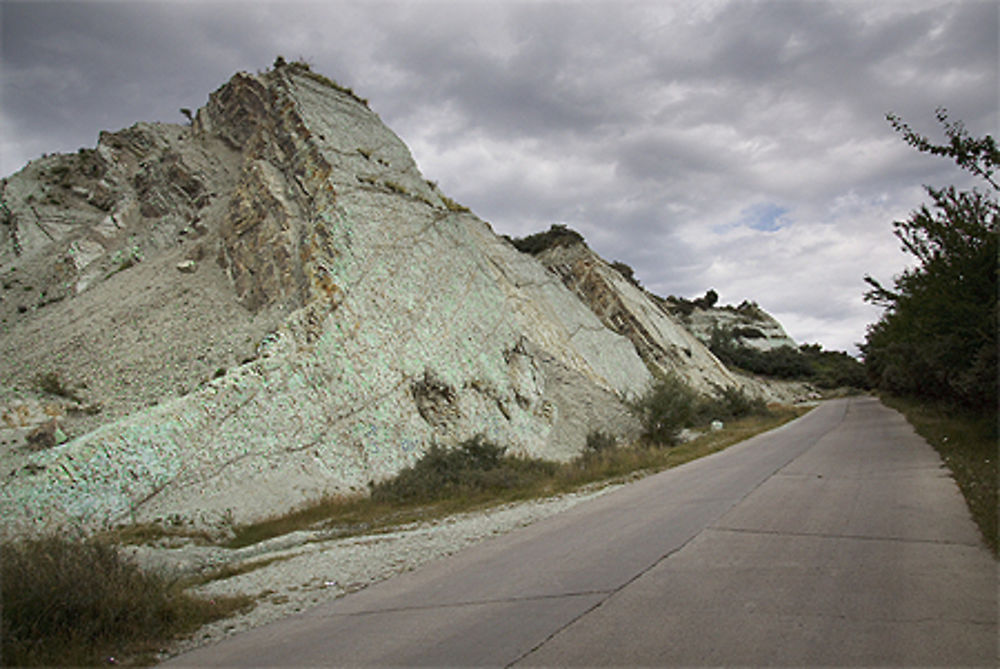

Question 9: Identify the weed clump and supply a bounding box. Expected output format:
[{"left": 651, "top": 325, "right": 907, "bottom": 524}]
[
  {"left": 371, "top": 435, "right": 556, "bottom": 504},
  {"left": 440, "top": 193, "right": 470, "bottom": 213},
  {"left": 34, "top": 370, "right": 80, "bottom": 402},
  {"left": 1, "top": 534, "right": 253, "bottom": 666},
  {"left": 704, "top": 385, "right": 769, "bottom": 422},
  {"left": 634, "top": 374, "right": 699, "bottom": 445},
  {"left": 585, "top": 430, "right": 618, "bottom": 455}
]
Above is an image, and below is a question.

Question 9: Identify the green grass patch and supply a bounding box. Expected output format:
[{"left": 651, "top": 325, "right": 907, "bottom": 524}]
[
  {"left": 880, "top": 394, "right": 997, "bottom": 556},
  {"left": 1, "top": 535, "right": 254, "bottom": 667},
  {"left": 104, "top": 522, "right": 218, "bottom": 547}
]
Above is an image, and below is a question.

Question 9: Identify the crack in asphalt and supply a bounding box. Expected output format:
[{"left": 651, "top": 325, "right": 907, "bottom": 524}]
[
  {"left": 326, "top": 589, "right": 614, "bottom": 618},
  {"left": 706, "top": 525, "right": 986, "bottom": 547}
]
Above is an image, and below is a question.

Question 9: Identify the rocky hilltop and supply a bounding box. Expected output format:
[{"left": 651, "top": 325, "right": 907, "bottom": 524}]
[
  {"left": 0, "top": 62, "right": 807, "bottom": 537},
  {"left": 665, "top": 293, "right": 799, "bottom": 352}
]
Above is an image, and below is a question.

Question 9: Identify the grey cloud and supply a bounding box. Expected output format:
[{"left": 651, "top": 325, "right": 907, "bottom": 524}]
[{"left": 1, "top": 0, "right": 994, "bottom": 354}]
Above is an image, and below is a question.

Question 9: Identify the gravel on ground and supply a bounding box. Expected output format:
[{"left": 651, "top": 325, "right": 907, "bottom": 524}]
[{"left": 142, "top": 485, "right": 619, "bottom": 661}]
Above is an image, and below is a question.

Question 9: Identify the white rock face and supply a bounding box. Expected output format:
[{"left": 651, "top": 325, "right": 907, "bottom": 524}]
[
  {"left": 683, "top": 303, "right": 799, "bottom": 352},
  {"left": 536, "top": 243, "right": 742, "bottom": 396},
  {"left": 1, "top": 66, "right": 651, "bottom": 536},
  {"left": 0, "top": 64, "right": 808, "bottom": 538}
]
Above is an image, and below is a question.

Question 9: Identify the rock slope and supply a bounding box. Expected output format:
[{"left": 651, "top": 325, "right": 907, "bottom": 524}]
[
  {"left": 1, "top": 64, "right": 653, "bottom": 536},
  {"left": 0, "top": 63, "right": 805, "bottom": 538},
  {"left": 535, "top": 242, "right": 743, "bottom": 396}
]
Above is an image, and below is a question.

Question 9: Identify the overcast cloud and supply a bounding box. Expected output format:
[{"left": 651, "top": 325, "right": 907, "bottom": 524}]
[{"left": 2, "top": 0, "right": 996, "bottom": 354}]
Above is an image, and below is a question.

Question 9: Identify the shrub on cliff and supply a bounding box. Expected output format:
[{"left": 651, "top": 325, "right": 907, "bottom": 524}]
[
  {"left": 610, "top": 261, "right": 641, "bottom": 287},
  {"left": 702, "top": 385, "right": 770, "bottom": 421}
]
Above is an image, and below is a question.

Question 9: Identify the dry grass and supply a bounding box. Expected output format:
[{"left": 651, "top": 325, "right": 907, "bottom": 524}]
[{"left": 0, "top": 535, "right": 254, "bottom": 667}]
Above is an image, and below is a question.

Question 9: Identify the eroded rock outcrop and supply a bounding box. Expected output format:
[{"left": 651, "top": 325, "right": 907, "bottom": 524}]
[
  {"left": 679, "top": 300, "right": 799, "bottom": 352},
  {"left": 0, "top": 63, "right": 809, "bottom": 539},
  {"left": 534, "top": 242, "right": 742, "bottom": 396},
  {"left": 1, "top": 64, "right": 651, "bottom": 536}
]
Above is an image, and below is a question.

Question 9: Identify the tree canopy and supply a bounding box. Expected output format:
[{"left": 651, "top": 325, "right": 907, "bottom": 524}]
[{"left": 862, "top": 109, "right": 998, "bottom": 412}]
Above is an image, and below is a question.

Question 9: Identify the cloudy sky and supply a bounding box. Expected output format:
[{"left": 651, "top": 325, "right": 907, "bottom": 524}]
[{"left": 2, "top": 0, "right": 996, "bottom": 354}]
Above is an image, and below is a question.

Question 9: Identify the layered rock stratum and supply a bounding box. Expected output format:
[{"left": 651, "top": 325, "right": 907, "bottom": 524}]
[{"left": 0, "top": 63, "right": 807, "bottom": 537}]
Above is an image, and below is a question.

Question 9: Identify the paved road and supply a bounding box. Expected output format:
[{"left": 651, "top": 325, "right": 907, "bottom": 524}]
[{"left": 168, "top": 397, "right": 997, "bottom": 666}]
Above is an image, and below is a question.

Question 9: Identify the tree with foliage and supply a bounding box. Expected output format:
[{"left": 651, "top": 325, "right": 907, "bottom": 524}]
[
  {"left": 862, "top": 109, "right": 997, "bottom": 412},
  {"left": 694, "top": 289, "right": 719, "bottom": 309}
]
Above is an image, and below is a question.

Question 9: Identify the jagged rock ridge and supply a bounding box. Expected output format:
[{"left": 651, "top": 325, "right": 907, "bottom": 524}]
[
  {"left": 669, "top": 295, "right": 799, "bottom": 352},
  {"left": 0, "top": 63, "right": 806, "bottom": 537}
]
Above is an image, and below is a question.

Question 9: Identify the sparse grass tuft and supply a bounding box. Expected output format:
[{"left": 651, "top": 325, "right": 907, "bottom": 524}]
[
  {"left": 880, "top": 394, "right": 997, "bottom": 556},
  {"left": 34, "top": 370, "right": 80, "bottom": 402},
  {"left": 383, "top": 180, "right": 409, "bottom": 196},
  {"left": 1, "top": 535, "right": 254, "bottom": 667},
  {"left": 440, "top": 193, "right": 470, "bottom": 213},
  {"left": 284, "top": 60, "right": 370, "bottom": 107}
]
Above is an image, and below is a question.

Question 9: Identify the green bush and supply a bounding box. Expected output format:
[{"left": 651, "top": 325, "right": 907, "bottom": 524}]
[
  {"left": 634, "top": 374, "right": 698, "bottom": 446},
  {"left": 1, "top": 535, "right": 252, "bottom": 666},
  {"left": 701, "top": 386, "right": 770, "bottom": 421},
  {"left": 634, "top": 376, "right": 773, "bottom": 447},
  {"left": 508, "top": 224, "right": 586, "bottom": 255},
  {"left": 370, "top": 435, "right": 557, "bottom": 504}
]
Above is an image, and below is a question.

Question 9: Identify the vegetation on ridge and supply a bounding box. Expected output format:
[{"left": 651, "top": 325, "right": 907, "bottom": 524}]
[
  {"left": 272, "top": 55, "right": 370, "bottom": 107},
  {"left": 709, "top": 328, "right": 868, "bottom": 389},
  {"left": 507, "top": 223, "right": 586, "bottom": 254}
]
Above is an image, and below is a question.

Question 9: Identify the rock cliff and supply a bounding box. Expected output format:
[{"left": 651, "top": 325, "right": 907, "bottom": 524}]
[{"left": 0, "top": 63, "right": 805, "bottom": 537}]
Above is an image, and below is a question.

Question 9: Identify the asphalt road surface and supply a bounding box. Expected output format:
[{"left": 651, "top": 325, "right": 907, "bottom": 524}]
[{"left": 167, "top": 397, "right": 997, "bottom": 666}]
